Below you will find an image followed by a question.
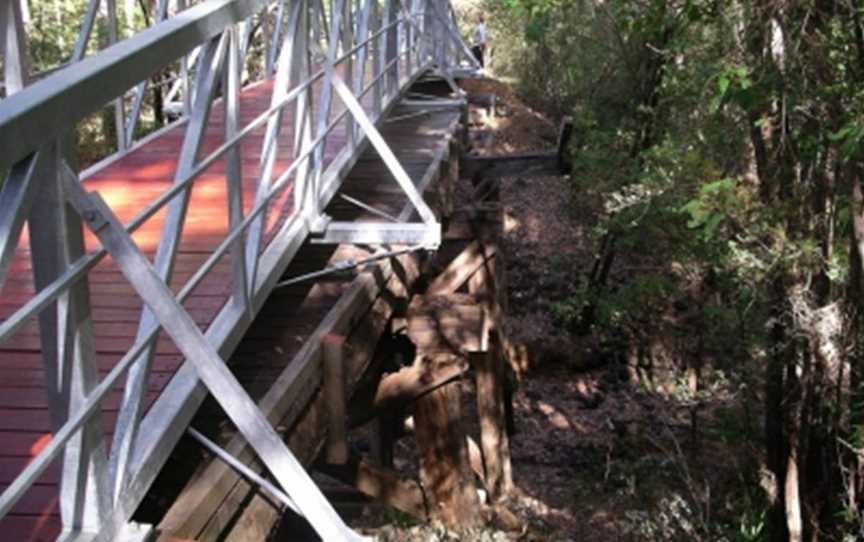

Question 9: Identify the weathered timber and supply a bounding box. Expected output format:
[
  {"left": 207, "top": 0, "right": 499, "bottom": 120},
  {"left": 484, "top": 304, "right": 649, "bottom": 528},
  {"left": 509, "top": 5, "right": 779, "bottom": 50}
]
[
  {"left": 317, "top": 454, "right": 428, "bottom": 519},
  {"left": 196, "top": 256, "right": 420, "bottom": 541},
  {"left": 557, "top": 116, "right": 574, "bottom": 172},
  {"left": 443, "top": 204, "right": 502, "bottom": 241},
  {"left": 423, "top": 137, "right": 459, "bottom": 217},
  {"left": 426, "top": 241, "right": 496, "bottom": 297},
  {"left": 464, "top": 200, "right": 518, "bottom": 433},
  {"left": 406, "top": 293, "right": 485, "bottom": 354},
  {"left": 413, "top": 364, "right": 481, "bottom": 528},
  {"left": 323, "top": 334, "right": 349, "bottom": 465},
  {"left": 461, "top": 151, "right": 560, "bottom": 181},
  {"left": 157, "top": 253, "right": 420, "bottom": 541},
  {"left": 461, "top": 116, "right": 573, "bottom": 180},
  {"left": 465, "top": 434, "right": 487, "bottom": 490},
  {"left": 348, "top": 354, "right": 468, "bottom": 428},
  {"left": 472, "top": 333, "right": 513, "bottom": 500},
  {"left": 370, "top": 414, "right": 396, "bottom": 469}
]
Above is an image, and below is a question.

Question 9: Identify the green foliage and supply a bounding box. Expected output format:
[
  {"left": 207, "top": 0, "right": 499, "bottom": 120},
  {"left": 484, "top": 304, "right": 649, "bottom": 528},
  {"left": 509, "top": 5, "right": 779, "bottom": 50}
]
[
  {"left": 22, "top": 1, "right": 177, "bottom": 166},
  {"left": 490, "top": 1, "right": 864, "bottom": 535},
  {"left": 831, "top": 121, "right": 864, "bottom": 160},
  {"left": 736, "top": 510, "right": 766, "bottom": 542}
]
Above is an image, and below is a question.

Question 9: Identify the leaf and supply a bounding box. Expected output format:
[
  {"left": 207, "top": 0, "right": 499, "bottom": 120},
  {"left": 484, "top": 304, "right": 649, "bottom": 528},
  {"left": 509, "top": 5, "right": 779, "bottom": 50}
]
[
  {"left": 829, "top": 126, "right": 852, "bottom": 142},
  {"left": 717, "top": 74, "right": 730, "bottom": 96},
  {"left": 703, "top": 212, "right": 724, "bottom": 239}
]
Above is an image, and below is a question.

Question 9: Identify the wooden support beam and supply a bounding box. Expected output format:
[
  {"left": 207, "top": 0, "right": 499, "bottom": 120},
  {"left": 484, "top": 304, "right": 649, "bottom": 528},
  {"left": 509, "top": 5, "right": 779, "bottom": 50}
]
[
  {"left": 349, "top": 354, "right": 468, "bottom": 428},
  {"left": 460, "top": 116, "right": 574, "bottom": 181},
  {"left": 317, "top": 454, "right": 428, "bottom": 519},
  {"left": 424, "top": 137, "right": 459, "bottom": 217},
  {"left": 369, "top": 414, "right": 395, "bottom": 469},
  {"left": 406, "top": 294, "right": 485, "bottom": 354},
  {"left": 426, "top": 241, "right": 496, "bottom": 297},
  {"left": 461, "top": 152, "right": 560, "bottom": 181},
  {"left": 413, "top": 358, "right": 480, "bottom": 529},
  {"left": 323, "top": 334, "right": 348, "bottom": 465},
  {"left": 444, "top": 205, "right": 502, "bottom": 241},
  {"left": 465, "top": 434, "right": 486, "bottom": 491},
  {"left": 471, "top": 332, "right": 513, "bottom": 501},
  {"left": 557, "top": 115, "right": 574, "bottom": 173}
]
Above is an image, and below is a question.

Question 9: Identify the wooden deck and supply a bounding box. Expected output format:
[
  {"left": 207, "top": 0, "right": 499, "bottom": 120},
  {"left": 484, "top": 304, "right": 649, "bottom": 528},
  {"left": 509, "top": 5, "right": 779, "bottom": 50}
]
[{"left": 0, "top": 67, "right": 458, "bottom": 540}]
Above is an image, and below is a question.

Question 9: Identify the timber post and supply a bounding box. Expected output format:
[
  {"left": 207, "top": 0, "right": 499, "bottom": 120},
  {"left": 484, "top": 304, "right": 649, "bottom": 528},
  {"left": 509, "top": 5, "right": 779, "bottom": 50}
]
[
  {"left": 473, "top": 330, "right": 514, "bottom": 499},
  {"left": 323, "top": 334, "right": 349, "bottom": 465},
  {"left": 413, "top": 356, "right": 481, "bottom": 528}
]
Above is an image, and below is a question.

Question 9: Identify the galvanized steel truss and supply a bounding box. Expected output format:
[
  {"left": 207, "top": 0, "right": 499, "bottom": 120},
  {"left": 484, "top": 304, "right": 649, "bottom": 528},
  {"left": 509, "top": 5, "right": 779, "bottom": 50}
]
[{"left": 0, "top": 0, "right": 477, "bottom": 539}]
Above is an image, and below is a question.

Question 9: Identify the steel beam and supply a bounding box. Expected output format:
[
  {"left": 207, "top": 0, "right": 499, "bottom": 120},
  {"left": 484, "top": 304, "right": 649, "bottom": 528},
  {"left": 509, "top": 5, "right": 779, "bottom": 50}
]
[
  {"left": 312, "top": 221, "right": 441, "bottom": 246},
  {"left": 0, "top": 152, "right": 40, "bottom": 289},
  {"left": 29, "top": 140, "right": 111, "bottom": 534},
  {"left": 0, "top": 0, "right": 30, "bottom": 94}
]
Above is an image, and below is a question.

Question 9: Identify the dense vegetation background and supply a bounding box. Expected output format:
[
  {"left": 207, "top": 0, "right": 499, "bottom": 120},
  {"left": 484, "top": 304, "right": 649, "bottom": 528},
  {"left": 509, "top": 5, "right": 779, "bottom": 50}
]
[{"left": 472, "top": 1, "right": 864, "bottom": 540}]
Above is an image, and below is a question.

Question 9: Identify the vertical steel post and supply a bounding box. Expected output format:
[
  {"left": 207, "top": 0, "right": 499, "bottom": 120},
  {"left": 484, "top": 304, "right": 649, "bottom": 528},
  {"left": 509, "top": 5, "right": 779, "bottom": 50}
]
[
  {"left": 371, "top": 0, "right": 382, "bottom": 118},
  {"left": 0, "top": 0, "right": 38, "bottom": 276},
  {"left": 305, "top": 0, "right": 346, "bottom": 230},
  {"left": 225, "top": 27, "right": 251, "bottom": 315},
  {"left": 293, "top": 0, "right": 315, "bottom": 218},
  {"left": 29, "top": 140, "right": 112, "bottom": 534},
  {"left": 105, "top": 0, "right": 128, "bottom": 152},
  {"left": 354, "top": 0, "right": 374, "bottom": 135},
  {"left": 342, "top": 0, "right": 355, "bottom": 149},
  {"left": 404, "top": 0, "right": 412, "bottom": 77},
  {"left": 245, "top": 0, "right": 306, "bottom": 293},
  {"left": 0, "top": 0, "right": 29, "bottom": 95},
  {"left": 384, "top": 0, "right": 398, "bottom": 98}
]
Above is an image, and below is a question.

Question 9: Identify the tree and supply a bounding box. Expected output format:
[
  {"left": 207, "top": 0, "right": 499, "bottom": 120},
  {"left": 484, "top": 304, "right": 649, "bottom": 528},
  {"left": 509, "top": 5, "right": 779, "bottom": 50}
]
[{"left": 490, "top": 0, "right": 864, "bottom": 538}]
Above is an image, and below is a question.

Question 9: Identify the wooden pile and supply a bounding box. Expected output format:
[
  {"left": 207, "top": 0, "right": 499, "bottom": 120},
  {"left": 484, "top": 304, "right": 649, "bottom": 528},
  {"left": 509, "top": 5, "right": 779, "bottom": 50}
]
[{"left": 323, "top": 176, "right": 517, "bottom": 530}]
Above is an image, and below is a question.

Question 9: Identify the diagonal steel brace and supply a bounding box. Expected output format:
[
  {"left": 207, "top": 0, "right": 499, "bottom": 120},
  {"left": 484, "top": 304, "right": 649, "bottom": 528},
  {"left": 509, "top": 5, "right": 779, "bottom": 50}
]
[
  {"left": 329, "top": 69, "right": 438, "bottom": 225},
  {"left": 61, "top": 177, "right": 365, "bottom": 542}
]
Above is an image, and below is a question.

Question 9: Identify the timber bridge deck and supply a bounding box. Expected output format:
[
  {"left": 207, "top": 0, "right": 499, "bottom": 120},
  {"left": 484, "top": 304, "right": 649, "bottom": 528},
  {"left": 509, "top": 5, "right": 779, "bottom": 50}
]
[{"left": 0, "top": 0, "right": 526, "bottom": 541}]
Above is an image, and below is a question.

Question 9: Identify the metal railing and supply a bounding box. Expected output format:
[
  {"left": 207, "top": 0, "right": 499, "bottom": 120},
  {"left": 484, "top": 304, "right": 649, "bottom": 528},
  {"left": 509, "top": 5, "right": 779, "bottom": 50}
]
[{"left": 0, "top": 0, "right": 477, "bottom": 540}]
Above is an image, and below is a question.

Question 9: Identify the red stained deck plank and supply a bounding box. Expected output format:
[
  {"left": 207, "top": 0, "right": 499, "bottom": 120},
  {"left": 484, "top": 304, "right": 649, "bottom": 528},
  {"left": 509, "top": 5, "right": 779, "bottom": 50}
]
[
  {"left": 0, "top": 457, "right": 59, "bottom": 486},
  {"left": 0, "top": 389, "right": 158, "bottom": 411},
  {"left": 0, "top": 352, "right": 183, "bottom": 372},
  {"left": 0, "top": 410, "right": 120, "bottom": 436},
  {"left": 0, "top": 485, "right": 59, "bottom": 517},
  {"left": 0, "top": 514, "right": 62, "bottom": 542}
]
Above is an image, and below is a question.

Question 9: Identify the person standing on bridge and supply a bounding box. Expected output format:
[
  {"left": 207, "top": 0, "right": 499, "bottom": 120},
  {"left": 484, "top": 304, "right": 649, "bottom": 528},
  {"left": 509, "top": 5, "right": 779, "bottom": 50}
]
[{"left": 472, "top": 13, "right": 488, "bottom": 70}]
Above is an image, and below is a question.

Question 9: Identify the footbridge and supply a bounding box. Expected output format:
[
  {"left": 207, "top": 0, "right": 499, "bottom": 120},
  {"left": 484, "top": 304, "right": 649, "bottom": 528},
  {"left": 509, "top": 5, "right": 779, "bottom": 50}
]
[{"left": 0, "top": 0, "right": 484, "bottom": 539}]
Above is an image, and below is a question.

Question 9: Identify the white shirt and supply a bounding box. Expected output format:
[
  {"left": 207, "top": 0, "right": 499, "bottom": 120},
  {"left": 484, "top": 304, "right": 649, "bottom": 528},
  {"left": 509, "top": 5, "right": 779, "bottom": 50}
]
[{"left": 473, "top": 22, "right": 487, "bottom": 47}]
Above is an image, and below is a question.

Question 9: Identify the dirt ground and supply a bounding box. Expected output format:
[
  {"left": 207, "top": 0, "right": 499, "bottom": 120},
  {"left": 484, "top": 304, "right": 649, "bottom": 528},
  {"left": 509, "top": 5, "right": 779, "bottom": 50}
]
[{"left": 350, "top": 76, "right": 754, "bottom": 542}]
